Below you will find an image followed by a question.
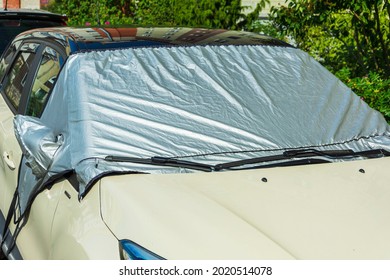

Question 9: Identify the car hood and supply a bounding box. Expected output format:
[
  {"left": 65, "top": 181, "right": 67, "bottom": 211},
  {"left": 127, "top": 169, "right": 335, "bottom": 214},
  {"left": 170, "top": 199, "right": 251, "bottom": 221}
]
[{"left": 99, "top": 157, "right": 390, "bottom": 259}]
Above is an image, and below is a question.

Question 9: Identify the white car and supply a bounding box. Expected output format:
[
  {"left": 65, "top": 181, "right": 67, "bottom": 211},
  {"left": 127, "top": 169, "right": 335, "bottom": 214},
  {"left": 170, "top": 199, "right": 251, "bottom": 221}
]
[{"left": 1, "top": 27, "right": 389, "bottom": 260}]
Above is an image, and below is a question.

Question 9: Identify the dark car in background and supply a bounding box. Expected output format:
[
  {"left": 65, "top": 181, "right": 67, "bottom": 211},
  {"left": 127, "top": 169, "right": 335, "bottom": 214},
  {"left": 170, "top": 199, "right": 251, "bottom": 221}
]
[{"left": 0, "top": 8, "right": 67, "bottom": 55}]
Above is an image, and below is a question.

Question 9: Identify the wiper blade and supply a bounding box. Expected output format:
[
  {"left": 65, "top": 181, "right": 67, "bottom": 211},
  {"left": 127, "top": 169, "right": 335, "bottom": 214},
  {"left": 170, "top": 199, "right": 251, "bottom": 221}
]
[
  {"left": 283, "top": 148, "right": 390, "bottom": 158},
  {"left": 251, "top": 158, "right": 331, "bottom": 169},
  {"left": 105, "top": 155, "right": 214, "bottom": 172},
  {"left": 214, "top": 148, "right": 390, "bottom": 171},
  {"left": 283, "top": 148, "right": 355, "bottom": 158}
]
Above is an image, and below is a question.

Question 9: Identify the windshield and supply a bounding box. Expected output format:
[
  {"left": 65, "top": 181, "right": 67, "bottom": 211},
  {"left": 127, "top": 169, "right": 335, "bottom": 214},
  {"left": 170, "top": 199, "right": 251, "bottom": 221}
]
[{"left": 17, "top": 41, "right": 390, "bottom": 197}]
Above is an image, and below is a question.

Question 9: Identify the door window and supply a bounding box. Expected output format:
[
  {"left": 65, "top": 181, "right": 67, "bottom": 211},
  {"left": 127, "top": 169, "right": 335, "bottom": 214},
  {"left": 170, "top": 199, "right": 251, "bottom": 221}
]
[
  {"left": 0, "top": 40, "right": 20, "bottom": 79},
  {"left": 1, "top": 43, "right": 39, "bottom": 111},
  {"left": 26, "top": 46, "right": 63, "bottom": 117}
]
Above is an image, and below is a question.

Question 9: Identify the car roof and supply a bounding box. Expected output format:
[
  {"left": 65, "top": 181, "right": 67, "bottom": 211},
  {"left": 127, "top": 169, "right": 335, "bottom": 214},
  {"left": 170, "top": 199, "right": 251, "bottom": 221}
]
[
  {"left": 0, "top": 8, "right": 67, "bottom": 21},
  {"left": 13, "top": 26, "right": 292, "bottom": 54},
  {"left": 0, "top": 9, "right": 67, "bottom": 55}
]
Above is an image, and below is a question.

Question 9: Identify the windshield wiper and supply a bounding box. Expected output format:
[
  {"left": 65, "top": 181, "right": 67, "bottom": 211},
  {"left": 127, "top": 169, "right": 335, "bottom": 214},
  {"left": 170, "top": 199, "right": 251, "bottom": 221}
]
[
  {"left": 105, "top": 155, "right": 214, "bottom": 172},
  {"left": 105, "top": 149, "right": 389, "bottom": 172},
  {"left": 283, "top": 148, "right": 390, "bottom": 158},
  {"left": 214, "top": 148, "right": 390, "bottom": 171}
]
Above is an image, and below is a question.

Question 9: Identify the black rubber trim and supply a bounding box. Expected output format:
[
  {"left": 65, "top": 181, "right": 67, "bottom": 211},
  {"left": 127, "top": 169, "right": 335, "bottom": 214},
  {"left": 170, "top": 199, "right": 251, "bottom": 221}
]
[{"left": 0, "top": 210, "right": 23, "bottom": 260}]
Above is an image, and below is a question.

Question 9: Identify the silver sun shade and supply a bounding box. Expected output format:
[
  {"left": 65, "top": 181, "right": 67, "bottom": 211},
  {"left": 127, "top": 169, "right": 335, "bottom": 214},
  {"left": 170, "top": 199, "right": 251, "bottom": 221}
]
[{"left": 14, "top": 44, "right": 390, "bottom": 209}]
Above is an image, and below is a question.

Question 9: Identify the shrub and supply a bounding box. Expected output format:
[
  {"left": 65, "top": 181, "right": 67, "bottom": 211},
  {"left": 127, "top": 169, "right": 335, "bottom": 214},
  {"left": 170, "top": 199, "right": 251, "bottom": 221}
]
[{"left": 336, "top": 68, "right": 390, "bottom": 123}]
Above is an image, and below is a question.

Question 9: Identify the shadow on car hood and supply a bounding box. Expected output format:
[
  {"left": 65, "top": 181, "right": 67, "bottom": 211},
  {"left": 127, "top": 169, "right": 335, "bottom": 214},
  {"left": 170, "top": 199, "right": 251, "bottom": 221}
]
[{"left": 99, "top": 157, "right": 390, "bottom": 260}]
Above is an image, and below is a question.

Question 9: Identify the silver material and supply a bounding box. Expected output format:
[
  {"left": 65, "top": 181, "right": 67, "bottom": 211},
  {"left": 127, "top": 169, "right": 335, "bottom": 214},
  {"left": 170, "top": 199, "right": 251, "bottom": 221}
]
[{"left": 14, "top": 45, "right": 390, "bottom": 204}]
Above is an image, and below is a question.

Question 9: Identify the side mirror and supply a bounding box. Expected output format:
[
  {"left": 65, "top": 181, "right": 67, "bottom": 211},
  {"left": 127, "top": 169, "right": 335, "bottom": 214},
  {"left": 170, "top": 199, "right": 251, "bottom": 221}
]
[{"left": 13, "top": 115, "right": 63, "bottom": 178}]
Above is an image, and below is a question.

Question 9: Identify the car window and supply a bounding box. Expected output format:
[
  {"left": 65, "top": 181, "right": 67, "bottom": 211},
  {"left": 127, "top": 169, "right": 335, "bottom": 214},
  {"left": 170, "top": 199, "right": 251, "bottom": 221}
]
[
  {"left": 0, "top": 40, "right": 20, "bottom": 80},
  {"left": 1, "top": 42, "right": 40, "bottom": 111},
  {"left": 26, "top": 46, "right": 63, "bottom": 117}
]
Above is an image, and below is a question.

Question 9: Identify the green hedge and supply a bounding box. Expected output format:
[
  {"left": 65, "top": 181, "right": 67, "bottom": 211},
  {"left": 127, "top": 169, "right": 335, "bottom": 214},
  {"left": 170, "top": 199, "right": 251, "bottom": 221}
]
[{"left": 336, "top": 68, "right": 390, "bottom": 123}]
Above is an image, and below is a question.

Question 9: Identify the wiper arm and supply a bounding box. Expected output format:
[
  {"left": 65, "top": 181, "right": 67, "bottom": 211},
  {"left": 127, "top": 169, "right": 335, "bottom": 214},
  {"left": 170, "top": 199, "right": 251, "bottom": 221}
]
[
  {"left": 214, "top": 148, "right": 390, "bottom": 171},
  {"left": 105, "top": 155, "right": 214, "bottom": 172}
]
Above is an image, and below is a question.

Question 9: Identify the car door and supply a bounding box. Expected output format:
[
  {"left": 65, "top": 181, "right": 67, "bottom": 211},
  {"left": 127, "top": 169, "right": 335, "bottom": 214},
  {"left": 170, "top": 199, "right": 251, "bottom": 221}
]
[
  {"left": 0, "top": 40, "right": 66, "bottom": 258},
  {"left": 0, "top": 41, "right": 39, "bottom": 215}
]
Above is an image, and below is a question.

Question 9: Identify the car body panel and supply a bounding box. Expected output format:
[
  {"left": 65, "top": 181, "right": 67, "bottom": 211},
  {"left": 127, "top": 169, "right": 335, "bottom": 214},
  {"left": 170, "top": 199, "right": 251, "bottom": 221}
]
[
  {"left": 1, "top": 177, "right": 119, "bottom": 260},
  {"left": 49, "top": 180, "right": 119, "bottom": 260},
  {"left": 12, "top": 26, "right": 290, "bottom": 56},
  {"left": 10, "top": 185, "right": 62, "bottom": 259},
  {"left": 100, "top": 157, "right": 390, "bottom": 259},
  {"left": 0, "top": 96, "right": 21, "bottom": 214}
]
